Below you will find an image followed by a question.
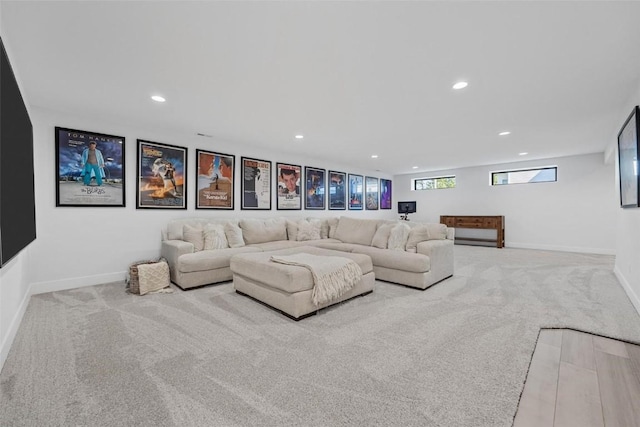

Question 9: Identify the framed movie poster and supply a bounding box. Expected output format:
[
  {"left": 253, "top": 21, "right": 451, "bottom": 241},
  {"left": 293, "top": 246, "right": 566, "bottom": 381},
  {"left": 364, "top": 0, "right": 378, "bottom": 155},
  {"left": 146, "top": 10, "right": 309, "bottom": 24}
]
[
  {"left": 55, "top": 127, "right": 125, "bottom": 207},
  {"left": 305, "top": 166, "right": 326, "bottom": 210},
  {"left": 277, "top": 162, "right": 302, "bottom": 210},
  {"left": 380, "top": 178, "right": 392, "bottom": 209},
  {"left": 136, "top": 140, "right": 187, "bottom": 209},
  {"left": 618, "top": 106, "right": 640, "bottom": 208},
  {"left": 196, "top": 150, "right": 234, "bottom": 209},
  {"left": 328, "top": 170, "right": 346, "bottom": 210},
  {"left": 365, "top": 176, "right": 379, "bottom": 210},
  {"left": 241, "top": 157, "right": 271, "bottom": 210},
  {"left": 348, "top": 174, "right": 363, "bottom": 210}
]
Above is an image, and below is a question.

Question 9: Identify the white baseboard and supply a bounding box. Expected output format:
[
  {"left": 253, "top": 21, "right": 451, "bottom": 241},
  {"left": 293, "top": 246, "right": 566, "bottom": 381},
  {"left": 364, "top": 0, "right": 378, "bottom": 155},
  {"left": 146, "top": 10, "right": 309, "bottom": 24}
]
[
  {"left": 614, "top": 265, "right": 640, "bottom": 316},
  {"left": 0, "top": 283, "right": 32, "bottom": 372},
  {"left": 506, "top": 242, "right": 615, "bottom": 256},
  {"left": 30, "top": 271, "right": 126, "bottom": 295}
]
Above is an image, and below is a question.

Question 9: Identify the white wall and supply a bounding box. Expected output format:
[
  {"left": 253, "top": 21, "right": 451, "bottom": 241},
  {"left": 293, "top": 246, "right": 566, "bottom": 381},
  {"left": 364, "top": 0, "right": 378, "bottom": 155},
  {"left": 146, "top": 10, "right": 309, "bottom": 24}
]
[
  {"left": 393, "top": 153, "right": 617, "bottom": 254},
  {"left": 0, "top": 5, "right": 37, "bottom": 371},
  {"left": 613, "top": 81, "right": 640, "bottom": 315},
  {"left": 0, "top": 104, "right": 392, "bottom": 370},
  {"left": 28, "top": 106, "right": 393, "bottom": 294}
]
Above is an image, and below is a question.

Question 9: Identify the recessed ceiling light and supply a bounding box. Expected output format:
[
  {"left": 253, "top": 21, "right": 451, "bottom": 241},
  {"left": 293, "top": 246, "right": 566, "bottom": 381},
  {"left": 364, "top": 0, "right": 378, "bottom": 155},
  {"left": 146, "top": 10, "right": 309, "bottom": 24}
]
[
  {"left": 371, "top": 154, "right": 379, "bottom": 159},
  {"left": 499, "top": 131, "right": 511, "bottom": 136},
  {"left": 452, "top": 81, "right": 468, "bottom": 90},
  {"left": 295, "top": 135, "right": 304, "bottom": 139},
  {"left": 412, "top": 166, "right": 418, "bottom": 169},
  {"left": 151, "top": 95, "right": 166, "bottom": 103},
  {"left": 519, "top": 152, "right": 528, "bottom": 156}
]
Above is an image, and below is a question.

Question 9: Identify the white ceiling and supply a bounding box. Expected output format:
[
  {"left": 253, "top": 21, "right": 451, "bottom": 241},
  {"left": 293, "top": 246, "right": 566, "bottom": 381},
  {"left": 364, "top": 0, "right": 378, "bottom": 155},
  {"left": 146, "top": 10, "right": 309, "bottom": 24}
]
[{"left": 3, "top": 1, "right": 640, "bottom": 175}]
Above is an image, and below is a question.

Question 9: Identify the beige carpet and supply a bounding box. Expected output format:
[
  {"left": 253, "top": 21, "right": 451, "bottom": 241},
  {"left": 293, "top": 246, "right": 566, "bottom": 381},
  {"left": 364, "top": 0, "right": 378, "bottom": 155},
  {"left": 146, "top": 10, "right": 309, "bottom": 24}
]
[{"left": 1, "top": 246, "right": 639, "bottom": 426}]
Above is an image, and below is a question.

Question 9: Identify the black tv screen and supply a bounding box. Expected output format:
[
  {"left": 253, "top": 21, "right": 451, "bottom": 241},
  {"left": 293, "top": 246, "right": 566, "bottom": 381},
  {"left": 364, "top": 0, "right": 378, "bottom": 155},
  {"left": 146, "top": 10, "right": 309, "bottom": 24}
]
[
  {"left": 398, "top": 201, "right": 416, "bottom": 214},
  {"left": 0, "top": 37, "right": 36, "bottom": 267}
]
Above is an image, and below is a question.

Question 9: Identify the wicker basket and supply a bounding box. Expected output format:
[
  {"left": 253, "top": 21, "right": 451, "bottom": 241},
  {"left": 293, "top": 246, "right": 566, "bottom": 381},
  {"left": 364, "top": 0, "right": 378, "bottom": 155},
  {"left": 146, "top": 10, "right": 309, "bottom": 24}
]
[{"left": 127, "top": 260, "right": 160, "bottom": 295}]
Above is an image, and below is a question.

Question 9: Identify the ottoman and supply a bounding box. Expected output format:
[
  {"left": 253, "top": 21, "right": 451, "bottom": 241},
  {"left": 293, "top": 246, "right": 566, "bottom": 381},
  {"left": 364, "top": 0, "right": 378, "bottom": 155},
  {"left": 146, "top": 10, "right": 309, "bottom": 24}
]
[{"left": 230, "top": 246, "right": 375, "bottom": 320}]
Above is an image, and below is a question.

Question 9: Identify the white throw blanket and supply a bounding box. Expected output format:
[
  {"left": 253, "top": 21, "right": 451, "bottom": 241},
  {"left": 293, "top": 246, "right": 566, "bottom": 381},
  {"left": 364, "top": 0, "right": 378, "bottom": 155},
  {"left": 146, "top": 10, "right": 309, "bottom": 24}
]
[{"left": 270, "top": 253, "right": 363, "bottom": 306}]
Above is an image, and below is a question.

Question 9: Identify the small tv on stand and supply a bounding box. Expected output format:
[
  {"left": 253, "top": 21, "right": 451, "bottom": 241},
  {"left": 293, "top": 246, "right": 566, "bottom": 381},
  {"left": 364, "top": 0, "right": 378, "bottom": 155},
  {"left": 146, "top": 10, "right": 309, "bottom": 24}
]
[{"left": 398, "top": 201, "right": 416, "bottom": 220}]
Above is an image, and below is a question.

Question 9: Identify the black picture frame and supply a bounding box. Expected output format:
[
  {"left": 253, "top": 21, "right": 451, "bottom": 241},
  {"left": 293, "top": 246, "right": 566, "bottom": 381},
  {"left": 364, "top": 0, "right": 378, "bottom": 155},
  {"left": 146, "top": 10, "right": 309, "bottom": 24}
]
[
  {"left": 348, "top": 174, "right": 363, "bottom": 210},
  {"left": 55, "top": 127, "right": 125, "bottom": 207},
  {"left": 241, "top": 157, "right": 272, "bottom": 210},
  {"left": 304, "top": 166, "right": 326, "bottom": 210},
  {"left": 329, "top": 170, "right": 347, "bottom": 210},
  {"left": 136, "top": 139, "right": 187, "bottom": 209},
  {"left": 618, "top": 105, "right": 640, "bottom": 208},
  {"left": 365, "top": 176, "right": 379, "bottom": 210},
  {"left": 276, "top": 162, "right": 302, "bottom": 210},
  {"left": 380, "top": 178, "right": 392, "bottom": 209},
  {"left": 195, "top": 149, "right": 235, "bottom": 210}
]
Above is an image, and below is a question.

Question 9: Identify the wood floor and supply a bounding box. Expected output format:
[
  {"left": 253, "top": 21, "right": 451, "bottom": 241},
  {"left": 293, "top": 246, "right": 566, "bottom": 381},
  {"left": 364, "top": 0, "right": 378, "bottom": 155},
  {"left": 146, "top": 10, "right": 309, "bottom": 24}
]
[{"left": 513, "top": 329, "right": 640, "bottom": 427}]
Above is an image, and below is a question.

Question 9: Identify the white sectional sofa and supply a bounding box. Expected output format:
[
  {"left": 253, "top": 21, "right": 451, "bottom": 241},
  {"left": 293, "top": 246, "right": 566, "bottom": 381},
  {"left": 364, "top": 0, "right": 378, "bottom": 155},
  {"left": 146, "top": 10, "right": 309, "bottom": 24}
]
[{"left": 160, "top": 216, "right": 454, "bottom": 290}]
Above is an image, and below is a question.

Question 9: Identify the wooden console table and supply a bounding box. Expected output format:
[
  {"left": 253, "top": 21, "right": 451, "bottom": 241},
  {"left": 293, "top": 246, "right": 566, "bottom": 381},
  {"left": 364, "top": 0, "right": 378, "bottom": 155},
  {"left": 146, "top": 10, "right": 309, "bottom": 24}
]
[{"left": 440, "top": 215, "right": 505, "bottom": 248}]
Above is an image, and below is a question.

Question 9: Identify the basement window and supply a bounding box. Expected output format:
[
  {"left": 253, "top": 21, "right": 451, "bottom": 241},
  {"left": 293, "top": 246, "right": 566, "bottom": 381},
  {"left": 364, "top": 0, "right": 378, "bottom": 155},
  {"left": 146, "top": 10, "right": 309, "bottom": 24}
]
[
  {"left": 491, "top": 166, "right": 557, "bottom": 185},
  {"left": 413, "top": 176, "right": 456, "bottom": 190}
]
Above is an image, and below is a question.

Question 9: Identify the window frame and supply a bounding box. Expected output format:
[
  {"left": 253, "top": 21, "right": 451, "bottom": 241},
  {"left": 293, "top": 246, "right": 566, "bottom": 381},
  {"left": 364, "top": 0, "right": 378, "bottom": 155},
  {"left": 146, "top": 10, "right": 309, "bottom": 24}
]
[
  {"left": 412, "top": 175, "right": 456, "bottom": 191},
  {"left": 490, "top": 166, "right": 558, "bottom": 186}
]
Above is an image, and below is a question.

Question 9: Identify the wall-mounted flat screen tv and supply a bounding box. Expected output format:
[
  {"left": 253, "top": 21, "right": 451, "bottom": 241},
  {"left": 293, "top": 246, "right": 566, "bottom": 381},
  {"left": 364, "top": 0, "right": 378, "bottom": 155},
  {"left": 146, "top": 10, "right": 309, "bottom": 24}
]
[
  {"left": 0, "top": 37, "right": 36, "bottom": 267},
  {"left": 618, "top": 105, "right": 640, "bottom": 208}
]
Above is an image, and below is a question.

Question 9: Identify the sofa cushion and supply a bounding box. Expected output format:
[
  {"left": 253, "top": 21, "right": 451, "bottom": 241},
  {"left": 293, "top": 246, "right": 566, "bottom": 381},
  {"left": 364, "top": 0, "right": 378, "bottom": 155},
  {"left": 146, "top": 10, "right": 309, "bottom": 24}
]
[
  {"left": 251, "top": 240, "right": 305, "bottom": 251},
  {"left": 166, "top": 218, "right": 237, "bottom": 241},
  {"left": 333, "top": 217, "right": 379, "bottom": 246},
  {"left": 286, "top": 219, "right": 300, "bottom": 241},
  {"left": 203, "top": 224, "right": 229, "bottom": 250},
  {"left": 311, "top": 241, "right": 360, "bottom": 252},
  {"left": 388, "top": 223, "right": 411, "bottom": 251},
  {"left": 183, "top": 224, "right": 204, "bottom": 251},
  {"left": 308, "top": 218, "right": 330, "bottom": 239},
  {"left": 240, "top": 218, "right": 287, "bottom": 244},
  {"left": 297, "top": 220, "right": 321, "bottom": 241},
  {"left": 352, "top": 245, "right": 430, "bottom": 273},
  {"left": 425, "top": 223, "right": 448, "bottom": 240},
  {"left": 178, "top": 246, "right": 261, "bottom": 273},
  {"left": 225, "top": 222, "right": 245, "bottom": 248},
  {"left": 328, "top": 218, "right": 339, "bottom": 238},
  {"left": 371, "top": 223, "right": 394, "bottom": 249},
  {"left": 405, "top": 226, "right": 430, "bottom": 253}
]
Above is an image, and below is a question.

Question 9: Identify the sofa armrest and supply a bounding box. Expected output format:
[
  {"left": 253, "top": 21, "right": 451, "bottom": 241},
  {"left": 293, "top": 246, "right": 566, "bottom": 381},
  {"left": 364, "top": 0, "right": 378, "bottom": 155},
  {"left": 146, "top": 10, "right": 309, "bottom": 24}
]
[
  {"left": 161, "top": 239, "right": 194, "bottom": 271},
  {"left": 417, "top": 239, "right": 454, "bottom": 279},
  {"left": 446, "top": 227, "right": 455, "bottom": 240},
  {"left": 416, "top": 239, "right": 452, "bottom": 257}
]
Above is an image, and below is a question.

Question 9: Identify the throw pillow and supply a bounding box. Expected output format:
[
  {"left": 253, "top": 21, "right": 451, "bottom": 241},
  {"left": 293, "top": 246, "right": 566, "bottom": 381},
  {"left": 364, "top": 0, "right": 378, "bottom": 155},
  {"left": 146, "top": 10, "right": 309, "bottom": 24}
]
[
  {"left": 309, "top": 218, "right": 330, "bottom": 239},
  {"left": 388, "top": 223, "right": 411, "bottom": 251},
  {"left": 297, "top": 220, "right": 321, "bottom": 241},
  {"left": 183, "top": 224, "right": 204, "bottom": 252},
  {"left": 137, "top": 261, "right": 171, "bottom": 295},
  {"left": 425, "top": 223, "right": 448, "bottom": 240},
  {"left": 405, "top": 225, "right": 430, "bottom": 253},
  {"left": 371, "top": 223, "right": 394, "bottom": 249},
  {"left": 224, "top": 222, "right": 245, "bottom": 248},
  {"left": 328, "top": 218, "right": 339, "bottom": 238},
  {"left": 203, "top": 223, "right": 229, "bottom": 250},
  {"left": 286, "top": 219, "right": 300, "bottom": 241}
]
